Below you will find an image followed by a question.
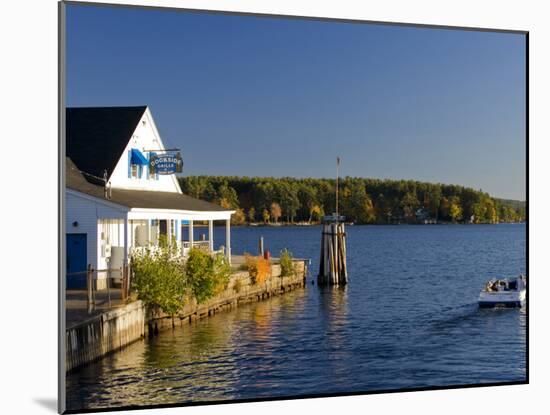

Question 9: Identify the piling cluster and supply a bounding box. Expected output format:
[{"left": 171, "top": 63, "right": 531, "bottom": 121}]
[{"left": 318, "top": 220, "right": 348, "bottom": 285}]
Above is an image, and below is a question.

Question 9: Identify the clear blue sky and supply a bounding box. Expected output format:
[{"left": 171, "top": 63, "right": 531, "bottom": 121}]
[{"left": 66, "top": 3, "right": 526, "bottom": 200}]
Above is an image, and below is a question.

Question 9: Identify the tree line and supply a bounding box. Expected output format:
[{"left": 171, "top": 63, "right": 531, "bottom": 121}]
[{"left": 178, "top": 176, "right": 526, "bottom": 225}]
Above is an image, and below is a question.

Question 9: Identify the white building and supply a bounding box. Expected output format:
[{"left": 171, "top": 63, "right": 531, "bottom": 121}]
[{"left": 65, "top": 106, "right": 234, "bottom": 289}]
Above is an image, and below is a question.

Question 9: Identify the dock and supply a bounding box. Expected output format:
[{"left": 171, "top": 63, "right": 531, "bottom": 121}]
[{"left": 65, "top": 257, "right": 308, "bottom": 371}]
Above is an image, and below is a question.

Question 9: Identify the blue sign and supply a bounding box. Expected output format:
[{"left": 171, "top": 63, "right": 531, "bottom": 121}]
[{"left": 150, "top": 152, "right": 183, "bottom": 175}]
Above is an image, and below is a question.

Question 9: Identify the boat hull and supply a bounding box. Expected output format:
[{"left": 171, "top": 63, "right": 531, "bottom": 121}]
[
  {"left": 478, "top": 290, "right": 525, "bottom": 308},
  {"left": 478, "top": 300, "right": 524, "bottom": 308}
]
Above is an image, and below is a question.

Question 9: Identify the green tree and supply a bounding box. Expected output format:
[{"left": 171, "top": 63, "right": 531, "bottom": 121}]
[
  {"left": 262, "top": 208, "right": 270, "bottom": 223},
  {"left": 247, "top": 207, "right": 256, "bottom": 223},
  {"left": 298, "top": 184, "right": 318, "bottom": 221},
  {"left": 276, "top": 181, "right": 300, "bottom": 222},
  {"left": 439, "top": 196, "right": 450, "bottom": 220},
  {"left": 401, "top": 191, "right": 420, "bottom": 222},
  {"left": 178, "top": 176, "right": 521, "bottom": 225},
  {"left": 217, "top": 182, "right": 239, "bottom": 209},
  {"left": 449, "top": 197, "right": 463, "bottom": 223}
]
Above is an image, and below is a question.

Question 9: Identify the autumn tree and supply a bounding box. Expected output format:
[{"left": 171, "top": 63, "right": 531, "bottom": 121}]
[
  {"left": 178, "top": 176, "right": 522, "bottom": 225},
  {"left": 231, "top": 208, "right": 246, "bottom": 226},
  {"left": 309, "top": 204, "right": 324, "bottom": 223},
  {"left": 449, "top": 196, "right": 463, "bottom": 223},
  {"left": 270, "top": 202, "right": 282, "bottom": 223}
]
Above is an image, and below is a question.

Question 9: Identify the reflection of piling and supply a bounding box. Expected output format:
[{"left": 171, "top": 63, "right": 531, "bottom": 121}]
[{"left": 318, "top": 216, "right": 348, "bottom": 285}]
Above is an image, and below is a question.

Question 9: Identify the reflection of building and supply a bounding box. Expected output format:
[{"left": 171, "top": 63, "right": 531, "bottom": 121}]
[{"left": 65, "top": 106, "right": 234, "bottom": 288}]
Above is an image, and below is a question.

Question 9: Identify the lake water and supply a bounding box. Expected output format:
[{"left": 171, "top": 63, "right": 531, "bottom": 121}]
[{"left": 66, "top": 224, "right": 526, "bottom": 410}]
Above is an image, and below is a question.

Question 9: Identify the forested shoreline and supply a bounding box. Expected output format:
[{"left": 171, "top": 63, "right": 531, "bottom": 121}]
[{"left": 178, "top": 176, "right": 526, "bottom": 226}]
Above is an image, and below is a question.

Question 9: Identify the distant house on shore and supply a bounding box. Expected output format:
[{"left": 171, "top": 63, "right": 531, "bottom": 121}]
[
  {"left": 65, "top": 106, "right": 234, "bottom": 289},
  {"left": 415, "top": 208, "right": 436, "bottom": 224}
]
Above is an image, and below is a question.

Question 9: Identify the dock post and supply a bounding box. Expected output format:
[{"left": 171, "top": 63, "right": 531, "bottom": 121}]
[
  {"left": 86, "top": 264, "right": 93, "bottom": 314},
  {"left": 318, "top": 215, "right": 348, "bottom": 286},
  {"left": 259, "top": 236, "right": 264, "bottom": 256}
]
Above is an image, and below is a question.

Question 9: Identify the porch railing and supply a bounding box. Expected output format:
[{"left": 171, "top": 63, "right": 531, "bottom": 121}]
[{"left": 66, "top": 264, "right": 130, "bottom": 315}]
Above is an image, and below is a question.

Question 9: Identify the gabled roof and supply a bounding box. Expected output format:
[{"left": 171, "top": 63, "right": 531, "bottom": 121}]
[
  {"left": 66, "top": 158, "right": 231, "bottom": 213},
  {"left": 66, "top": 106, "right": 147, "bottom": 180}
]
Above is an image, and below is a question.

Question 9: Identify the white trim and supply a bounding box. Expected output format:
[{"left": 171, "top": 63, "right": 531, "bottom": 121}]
[
  {"left": 128, "top": 208, "right": 235, "bottom": 221},
  {"left": 208, "top": 220, "right": 214, "bottom": 251},
  {"left": 226, "top": 219, "right": 231, "bottom": 264}
]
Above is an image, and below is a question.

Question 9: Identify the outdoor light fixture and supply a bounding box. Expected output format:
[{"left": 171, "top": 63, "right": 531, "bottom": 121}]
[{"left": 72, "top": 221, "right": 78, "bottom": 227}]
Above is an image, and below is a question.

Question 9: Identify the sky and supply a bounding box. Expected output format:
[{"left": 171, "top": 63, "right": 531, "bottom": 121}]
[{"left": 66, "top": 4, "right": 526, "bottom": 200}]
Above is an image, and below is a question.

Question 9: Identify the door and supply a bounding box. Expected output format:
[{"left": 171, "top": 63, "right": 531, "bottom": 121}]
[
  {"left": 159, "top": 220, "right": 167, "bottom": 242},
  {"left": 66, "top": 233, "right": 87, "bottom": 289}
]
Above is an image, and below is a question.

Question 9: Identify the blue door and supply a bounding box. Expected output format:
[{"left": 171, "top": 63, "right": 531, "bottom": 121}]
[{"left": 66, "top": 233, "right": 87, "bottom": 289}]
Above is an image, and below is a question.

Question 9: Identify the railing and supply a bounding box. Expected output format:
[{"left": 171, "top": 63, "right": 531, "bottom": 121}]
[
  {"left": 182, "top": 240, "right": 210, "bottom": 249},
  {"left": 133, "top": 241, "right": 213, "bottom": 257},
  {"left": 66, "top": 264, "right": 130, "bottom": 315}
]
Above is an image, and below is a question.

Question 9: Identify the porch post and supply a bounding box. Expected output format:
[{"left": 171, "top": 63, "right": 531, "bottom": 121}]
[
  {"left": 225, "top": 218, "right": 231, "bottom": 264},
  {"left": 208, "top": 220, "right": 214, "bottom": 252},
  {"left": 124, "top": 218, "right": 129, "bottom": 262},
  {"left": 189, "top": 220, "right": 194, "bottom": 249}
]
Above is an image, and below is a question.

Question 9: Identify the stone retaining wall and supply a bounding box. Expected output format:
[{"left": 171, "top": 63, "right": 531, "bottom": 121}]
[
  {"left": 66, "top": 260, "right": 307, "bottom": 371},
  {"left": 146, "top": 261, "right": 307, "bottom": 334}
]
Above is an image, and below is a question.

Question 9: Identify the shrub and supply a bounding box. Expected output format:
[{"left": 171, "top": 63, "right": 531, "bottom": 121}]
[
  {"left": 185, "top": 249, "right": 231, "bottom": 304},
  {"left": 233, "top": 277, "right": 242, "bottom": 293},
  {"left": 280, "top": 249, "right": 295, "bottom": 277},
  {"left": 131, "top": 244, "right": 186, "bottom": 316},
  {"left": 256, "top": 257, "right": 272, "bottom": 284},
  {"left": 212, "top": 251, "right": 231, "bottom": 294},
  {"left": 244, "top": 253, "right": 258, "bottom": 279},
  {"left": 245, "top": 253, "right": 271, "bottom": 284}
]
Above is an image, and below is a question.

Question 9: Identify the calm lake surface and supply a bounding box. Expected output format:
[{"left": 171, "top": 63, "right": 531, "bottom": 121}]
[{"left": 66, "top": 224, "right": 526, "bottom": 410}]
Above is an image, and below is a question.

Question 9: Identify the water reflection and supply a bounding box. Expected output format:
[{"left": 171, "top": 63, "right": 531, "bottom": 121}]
[
  {"left": 316, "top": 286, "right": 351, "bottom": 389},
  {"left": 67, "top": 225, "right": 526, "bottom": 410}
]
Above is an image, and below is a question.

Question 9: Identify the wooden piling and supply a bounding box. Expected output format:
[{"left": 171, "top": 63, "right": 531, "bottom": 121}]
[{"left": 318, "top": 218, "right": 348, "bottom": 286}]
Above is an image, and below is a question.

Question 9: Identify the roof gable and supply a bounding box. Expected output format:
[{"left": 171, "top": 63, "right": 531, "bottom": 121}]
[
  {"left": 66, "top": 157, "right": 232, "bottom": 213},
  {"left": 66, "top": 106, "right": 147, "bottom": 179}
]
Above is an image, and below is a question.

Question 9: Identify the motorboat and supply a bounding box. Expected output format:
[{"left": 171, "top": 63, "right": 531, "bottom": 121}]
[{"left": 478, "top": 275, "right": 526, "bottom": 308}]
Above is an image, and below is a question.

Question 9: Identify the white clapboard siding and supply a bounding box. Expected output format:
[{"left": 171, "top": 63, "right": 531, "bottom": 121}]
[
  {"left": 66, "top": 190, "right": 128, "bottom": 272},
  {"left": 108, "top": 108, "right": 182, "bottom": 193}
]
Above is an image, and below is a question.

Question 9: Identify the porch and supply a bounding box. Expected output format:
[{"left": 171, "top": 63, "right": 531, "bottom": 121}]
[{"left": 96, "top": 209, "right": 234, "bottom": 288}]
